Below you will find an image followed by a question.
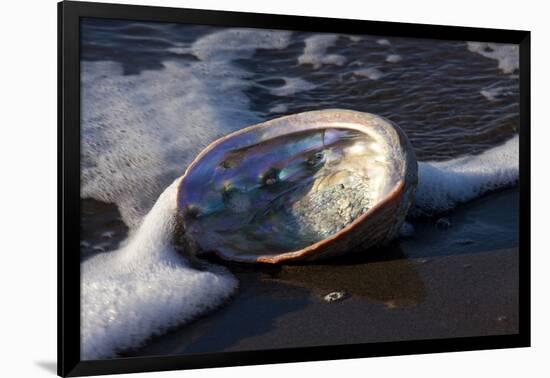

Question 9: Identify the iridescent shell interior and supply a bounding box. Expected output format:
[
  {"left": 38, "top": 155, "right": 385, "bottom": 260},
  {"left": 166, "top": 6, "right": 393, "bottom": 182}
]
[{"left": 177, "top": 110, "right": 417, "bottom": 263}]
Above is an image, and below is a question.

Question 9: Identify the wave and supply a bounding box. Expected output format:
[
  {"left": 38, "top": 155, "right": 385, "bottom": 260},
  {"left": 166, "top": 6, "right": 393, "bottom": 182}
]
[
  {"left": 480, "top": 85, "right": 516, "bottom": 102},
  {"left": 81, "top": 28, "right": 294, "bottom": 360},
  {"left": 81, "top": 178, "right": 237, "bottom": 360},
  {"left": 411, "top": 135, "right": 519, "bottom": 217},
  {"left": 82, "top": 29, "right": 292, "bottom": 228}
]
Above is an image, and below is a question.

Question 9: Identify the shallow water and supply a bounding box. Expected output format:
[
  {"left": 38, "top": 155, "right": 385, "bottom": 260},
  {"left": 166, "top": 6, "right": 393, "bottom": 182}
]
[
  {"left": 82, "top": 19, "right": 519, "bottom": 160},
  {"left": 79, "top": 18, "right": 520, "bottom": 359}
]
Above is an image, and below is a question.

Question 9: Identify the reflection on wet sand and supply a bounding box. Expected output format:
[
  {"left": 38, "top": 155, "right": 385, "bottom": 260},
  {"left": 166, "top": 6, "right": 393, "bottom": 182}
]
[{"left": 269, "top": 250, "right": 425, "bottom": 309}]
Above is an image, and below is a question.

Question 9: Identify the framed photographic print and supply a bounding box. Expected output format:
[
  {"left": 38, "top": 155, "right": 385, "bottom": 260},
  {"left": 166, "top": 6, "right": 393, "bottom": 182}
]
[{"left": 58, "top": 0, "right": 530, "bottom": 376}]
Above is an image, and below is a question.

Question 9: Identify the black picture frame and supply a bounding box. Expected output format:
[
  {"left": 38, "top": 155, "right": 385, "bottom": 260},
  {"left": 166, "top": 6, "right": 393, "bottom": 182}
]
[{"left": 58, "top": 1, "right": 531, "bottom": 376}]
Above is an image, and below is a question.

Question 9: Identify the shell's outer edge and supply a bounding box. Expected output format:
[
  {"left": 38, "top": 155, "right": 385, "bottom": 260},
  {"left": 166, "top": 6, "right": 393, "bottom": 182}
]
[{"left": 177, "top": 109, "right": 418, "bottom": 264}]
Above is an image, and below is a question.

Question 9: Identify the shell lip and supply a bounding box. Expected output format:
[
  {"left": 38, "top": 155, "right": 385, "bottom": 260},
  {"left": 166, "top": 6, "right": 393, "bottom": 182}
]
[{"left": 176, "top": 109, "right": 413, "bottom": 264}]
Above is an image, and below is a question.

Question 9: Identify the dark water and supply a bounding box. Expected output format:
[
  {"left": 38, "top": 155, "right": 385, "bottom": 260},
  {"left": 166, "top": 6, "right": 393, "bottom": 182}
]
[{"left": 81, "top": 18, "right": 519, "bottom": 161}]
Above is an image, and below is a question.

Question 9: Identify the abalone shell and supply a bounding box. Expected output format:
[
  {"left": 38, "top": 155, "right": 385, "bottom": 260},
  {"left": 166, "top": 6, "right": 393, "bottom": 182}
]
[{"left": 177, "top": 109, "right": 417, "bottom": 263}]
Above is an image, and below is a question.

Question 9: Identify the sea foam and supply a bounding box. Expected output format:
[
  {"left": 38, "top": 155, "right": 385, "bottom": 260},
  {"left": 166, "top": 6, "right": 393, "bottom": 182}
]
[
  {"left": 386, "top": 54, "right": 402, "bottom": 63},
  {"left": 189, "top": 28, "right": 292, "bottom": 61},
  {"left": 81, "top": 29, "right": 292, "bottom": 228},
  {"left": 298, "top": 34, "right": 347, "bottom": 69},
  {"left": 480, "top": 85, "right": 515, "bottom": 102},
  {"left": 467, "top": 42, "right": 519, "bottom": 74},
  {"left": 270, "top": 77, "right": 317, "bottom": 96},
  {"left": 80, "top": 28, "right": 292, "bottom": 360},
  {"left": 353, "top": 67, "right": 385, "bottom": 80},
  {"left": 412, "top": 135, "right": 519, "bottom": 217},
  {"left": 81, "top": 178, "right": 238, "bottom": 360}
]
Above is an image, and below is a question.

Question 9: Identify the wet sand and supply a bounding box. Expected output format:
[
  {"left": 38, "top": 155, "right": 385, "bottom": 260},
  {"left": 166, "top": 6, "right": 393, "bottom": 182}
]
[{"left": 81, "top": 189, "right": 519, "bottom": 357}]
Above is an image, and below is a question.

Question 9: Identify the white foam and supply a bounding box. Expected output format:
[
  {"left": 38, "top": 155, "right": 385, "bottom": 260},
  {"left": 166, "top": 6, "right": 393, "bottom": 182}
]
[
  {"left": 167, "top": 46, "right": 188, "bottom": 55},
  {"left": 386, "top": 54, "right": 402, "bottom": 63},
  {"left": 82, "top": 60, "right": 259, "bottom": 227},
  {"left": 377, "top": 39, "right": 391, "bottom": 46},
  {"left": 270, "top": 77, "right": 316, "bottom": 96},
  {"left": 480, "top": 86, "right": 514, "bottom": 101},
  {"left": 81, "top": 178, "right": 238, "bottom": 359},
  {"left": 298, "top": 34, "right": 347, "bottom": 69},
  {"left": 269, "top": 103, "right": 288, "bottom": 113},
  {"left": 81, "top": 29, "right": 294, "bottom": 359},
  {"left": 81, "top": 29, "right": 293, "bottom": 228},
  {"left": 353, "top": 67, "right": 384, "bottom": 80},
  {"left": 189, "top": 28, "right": 292, "bottom": 61},
  {"left": 467, "top": 42, "right": 519, "bottom": 74},
  {"left": 411, "top": 135, "right": 519, "bottom": 217}
]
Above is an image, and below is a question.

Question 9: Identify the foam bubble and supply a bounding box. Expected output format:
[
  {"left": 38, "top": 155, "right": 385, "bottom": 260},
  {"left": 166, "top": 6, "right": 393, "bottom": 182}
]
[
  {"left": 386, "top": 54, "right": 402, "bottom": 63},
  {"left": 80, "top": 29, "right": 301, "bottom": 358},
  {"left": 81, "top": 178, "right": 238, "bottom": 359},
  {"left": 81, "top": 60, "right": 257, "bottom": 227},
  {"left": 353, "top": 67, "right": 384, "bottom": 80},
  {"left": 377, "top": 39, "right": 391, "bottom": 46},
  {"left": 467, "top": 42, "right": 519, "bottom": 74},
  {"left": 190, "top": 28, "right": 292, "bottom": 61},
  {"left": 270, "top": 77, "right": 316, "bottom": 96},
  {"left": 480, "top": 86, "right": 514, "bottom": 101},
  {"left": 298, "top": 34, "right": 347, "bottom": 69},
  {"left": 82, "top": 29, "right": 296, "bottom": 228},
  {"left": 411, "top": 135, "right": 519, "bottom": 217},
  {"left": 269, "top": 103, "right": 288, "bottom": 113}
]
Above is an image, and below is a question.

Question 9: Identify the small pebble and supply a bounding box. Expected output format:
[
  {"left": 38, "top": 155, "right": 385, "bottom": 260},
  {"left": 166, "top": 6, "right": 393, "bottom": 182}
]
[
  {"left": 323, "top": 291, "right": 347, "bottom": 303},
  {"left": 436, "top": 217, "right": 451, "bottom": 230}
]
